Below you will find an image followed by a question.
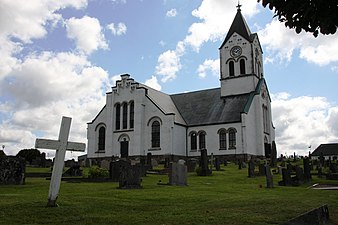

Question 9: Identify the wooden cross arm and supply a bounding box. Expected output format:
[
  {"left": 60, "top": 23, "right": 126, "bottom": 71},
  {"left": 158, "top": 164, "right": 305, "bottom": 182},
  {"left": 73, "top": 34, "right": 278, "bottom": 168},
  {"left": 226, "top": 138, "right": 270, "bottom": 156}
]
[{"left": 35, "top": 139, "right": 86, "bottom": 152}]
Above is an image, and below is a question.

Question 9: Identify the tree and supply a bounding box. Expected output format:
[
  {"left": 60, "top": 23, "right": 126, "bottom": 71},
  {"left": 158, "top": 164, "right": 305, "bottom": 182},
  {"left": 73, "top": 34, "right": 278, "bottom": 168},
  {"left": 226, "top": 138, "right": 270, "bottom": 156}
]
[
  {"left": 16, "top": 148, "right": 42, "bottom": 164},
  {"left": 258, "top": 0, "right": 338, "bottom": 37}
]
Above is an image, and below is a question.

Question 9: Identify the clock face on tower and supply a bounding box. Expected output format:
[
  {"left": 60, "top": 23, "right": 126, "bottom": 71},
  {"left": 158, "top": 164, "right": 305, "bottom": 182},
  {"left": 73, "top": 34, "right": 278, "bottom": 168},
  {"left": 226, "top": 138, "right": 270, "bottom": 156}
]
[{"left": 230, "top": 46, "right": 242, "bottom": 58}]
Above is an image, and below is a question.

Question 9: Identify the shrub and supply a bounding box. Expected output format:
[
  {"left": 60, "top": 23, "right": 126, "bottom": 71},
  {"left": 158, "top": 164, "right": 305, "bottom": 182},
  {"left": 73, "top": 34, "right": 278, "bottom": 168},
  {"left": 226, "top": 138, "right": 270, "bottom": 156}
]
[{"left": 88, "top": 166, "right": 109, "bottom": 179}]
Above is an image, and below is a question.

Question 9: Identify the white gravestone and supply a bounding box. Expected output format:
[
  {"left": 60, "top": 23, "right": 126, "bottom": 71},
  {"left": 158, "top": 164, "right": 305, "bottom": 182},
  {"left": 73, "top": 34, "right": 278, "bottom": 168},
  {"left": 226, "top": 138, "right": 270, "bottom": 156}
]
[{"left": 35, "top": 116, "right": 85, "bottom": 207}]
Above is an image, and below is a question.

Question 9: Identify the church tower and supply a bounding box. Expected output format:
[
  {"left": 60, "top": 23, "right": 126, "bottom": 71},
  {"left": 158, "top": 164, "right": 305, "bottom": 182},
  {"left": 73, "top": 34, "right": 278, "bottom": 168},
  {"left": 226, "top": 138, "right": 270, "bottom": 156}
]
[{"left": 219, "top": 5, "right": 263, "bottom": 97}]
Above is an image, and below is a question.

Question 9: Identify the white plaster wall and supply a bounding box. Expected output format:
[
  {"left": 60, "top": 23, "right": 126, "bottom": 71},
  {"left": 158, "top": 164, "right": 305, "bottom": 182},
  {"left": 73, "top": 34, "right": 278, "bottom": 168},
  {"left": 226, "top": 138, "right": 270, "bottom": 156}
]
[
  {"left": 173, "top": 124, "right": 187, "bottom": 156},
  {"left": 221, "top": 75, "right": 258, "bottom": 96}
]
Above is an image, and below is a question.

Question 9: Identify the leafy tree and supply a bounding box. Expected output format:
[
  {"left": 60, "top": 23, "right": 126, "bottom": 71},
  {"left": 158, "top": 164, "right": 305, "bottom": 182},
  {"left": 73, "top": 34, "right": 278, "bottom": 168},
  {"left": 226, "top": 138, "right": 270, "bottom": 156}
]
[
  {"left": 16, "top": 148, "right": 42, "bottom": 164},
  {"left": 258, "top": 0, "right": 338, "bottom": 37}
]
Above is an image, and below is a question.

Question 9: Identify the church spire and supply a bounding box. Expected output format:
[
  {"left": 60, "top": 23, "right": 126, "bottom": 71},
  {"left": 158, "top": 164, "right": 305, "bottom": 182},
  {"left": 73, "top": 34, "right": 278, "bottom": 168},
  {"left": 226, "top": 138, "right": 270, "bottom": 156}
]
[{"left": 219, "top": 4, "right": 252, "bottom": 49}]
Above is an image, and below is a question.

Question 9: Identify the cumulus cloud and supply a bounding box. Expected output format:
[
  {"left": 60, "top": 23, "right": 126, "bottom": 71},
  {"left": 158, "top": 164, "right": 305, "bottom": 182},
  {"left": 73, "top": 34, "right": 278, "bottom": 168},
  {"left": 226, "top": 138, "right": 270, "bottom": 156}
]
[
  {"left": 197, "top": 59, "right": 219, "bottom": 78},
  {"left": 259, "top": 19, "right": 338, "bottom": 66},
  {"left": 145, "top": 76, "right": 162, "bottom": 91},
  {"left": 271, "top": 93, "right": 338, "bottom": 156},
  {"left": 107, "top": 22, "right": 127, "bottom": 36},
  {"left": 66, "top": 16, "right": 108, "bottom": 54},
  {"left": 166, "top": 8, "right": 177, "bottom": 17},
  {"left": 155, "top": 50, "right": 182, "bottom": 82}
]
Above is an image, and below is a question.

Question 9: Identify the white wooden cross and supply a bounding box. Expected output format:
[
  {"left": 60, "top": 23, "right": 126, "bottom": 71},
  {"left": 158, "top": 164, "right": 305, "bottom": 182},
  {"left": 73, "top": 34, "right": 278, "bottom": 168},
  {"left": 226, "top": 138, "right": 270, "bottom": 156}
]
[{"left": 35, "top": 116, "right": 85, "bottom": 207}]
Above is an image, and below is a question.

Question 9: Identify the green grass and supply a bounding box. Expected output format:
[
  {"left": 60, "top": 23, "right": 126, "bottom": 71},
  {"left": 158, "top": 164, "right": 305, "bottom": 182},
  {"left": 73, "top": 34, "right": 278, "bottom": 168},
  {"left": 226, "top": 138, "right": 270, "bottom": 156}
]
[{"left": 0, "top": 164, "right": 337, "bottom": 225}]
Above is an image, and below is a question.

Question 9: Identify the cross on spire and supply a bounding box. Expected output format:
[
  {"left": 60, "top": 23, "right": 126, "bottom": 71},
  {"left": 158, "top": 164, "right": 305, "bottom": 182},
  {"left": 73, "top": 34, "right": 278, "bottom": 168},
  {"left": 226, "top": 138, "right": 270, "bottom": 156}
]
[{"left": 236, "top": 0, "right": 242, "bottom": 11}]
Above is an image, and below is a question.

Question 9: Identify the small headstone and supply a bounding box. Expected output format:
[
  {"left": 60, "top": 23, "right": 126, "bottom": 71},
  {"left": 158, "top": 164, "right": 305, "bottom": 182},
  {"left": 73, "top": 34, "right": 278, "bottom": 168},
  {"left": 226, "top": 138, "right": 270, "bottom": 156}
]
[
  {"left": 270, "top": 141, "right": 277, "bottom": 167},
  {"left": 187, "top": 158, "right": 198, "bottom": 172},
  {"left": 214, "top": 157, "right": 220, "bottom": 171},
  {"left": 248, "top": 159, "right": 255, "bottom": 178},
  {"left": 278, "top": 168, "right": 292, "bottom": 186},
  {"left": 63, "top": 164, "right": 82, "bottom": 177},
  {"left": 168, "top": 161, "right": 187, "bottom": 186},
  {"left": 100, "top": 159, "right": 110, "bottom": 171},
  {"left": 303, "top": 157, "right": 312, "bottom": 181},
  {"left": 0, "top": 156, "right": 25, "bottom": 185},
  {"left": 118, "top": 160, "right": 142, "bottom": 189},
  {"left": 265, "top": 165, "right": 273, "bottom": 188},
  {"left": 146, "top": 153, "right": 152, "bottom": 169},
  {"left": 198, "top": 149, "right": 211, "bottom": 176},
  {"left": 258, "top": 163, "right": 265, "bottom": 176},
  {"left": 294, "top": 165, "right": 304, "bottom": 185}
]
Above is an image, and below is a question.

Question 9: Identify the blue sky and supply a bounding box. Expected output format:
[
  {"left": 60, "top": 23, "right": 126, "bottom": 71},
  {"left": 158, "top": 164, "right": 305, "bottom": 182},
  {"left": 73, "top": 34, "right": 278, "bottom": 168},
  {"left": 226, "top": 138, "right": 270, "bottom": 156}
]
[{"left": 0, "top": 0, "right": 337, "bottom": 159}]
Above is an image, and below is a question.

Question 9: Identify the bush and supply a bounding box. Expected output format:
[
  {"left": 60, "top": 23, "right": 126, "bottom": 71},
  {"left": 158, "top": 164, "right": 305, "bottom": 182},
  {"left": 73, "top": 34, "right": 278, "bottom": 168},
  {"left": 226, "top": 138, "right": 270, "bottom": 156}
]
[{"left": 88, "top": 166, "right": 109, "bottom": 179}]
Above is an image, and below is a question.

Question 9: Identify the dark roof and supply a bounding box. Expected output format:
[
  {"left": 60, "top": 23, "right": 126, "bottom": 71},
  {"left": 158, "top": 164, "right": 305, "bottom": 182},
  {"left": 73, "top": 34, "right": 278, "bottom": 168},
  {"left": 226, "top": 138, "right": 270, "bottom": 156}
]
[
  {"left": 220, "top": 9, "right": 254, "bottom": 49},
  {"left": 170, "top": 88, "right": 250, "bottom": 126},
  {"left": 0, "top": 150, "right": 6, "bottom": 157},
  {"left": 312, "top": 144, "right": 338, "bottom": 156}
]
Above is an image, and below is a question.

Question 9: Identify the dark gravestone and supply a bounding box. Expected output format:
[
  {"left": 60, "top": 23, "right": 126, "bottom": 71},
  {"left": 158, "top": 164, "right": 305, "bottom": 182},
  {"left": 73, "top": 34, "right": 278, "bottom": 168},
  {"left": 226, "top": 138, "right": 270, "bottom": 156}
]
[
  {"left": 118, "top": 160, "right": 142, "bottom": 189},
  {"left": 63, "top": 164, "right": 82, "bottom": 176},
  {"left": 146, "top": 153, "right": 152, "bottom": 169},
  {"left": 168, "top": 160, "right": 187, "bottom": 186},
  {"left": 293, "top": 165, "right": 304, "bottom": 185},
  {"left": 258, "top": 163, "right": 266, "bottom": 176},
  {"left": 284, "top": 205, "right": 329, "bottom": 225},
  {"left": 110, "top": 160, "right": 125, "bottom": 182},
  {"left": 198, "top": 149, "right": 211, "bottom": 176},
  {"left": 329, "top": 162, "right": 337, "bottom": 173},
  {"left": 214, "top": 158, "right": 220, "bottom": 171},
  {"left": 248, "top": 159, "right": 255, "bottom": 178},
  {"left": 265, "top": 165, "right": 273, "bottom": 188},
  {"left": 270, "top": 141, "right": 277, "bottom": 167},
  {"left": 224, "top": 160, "right": 228, "bottom": 166},
  {"left": 0, "top": 156, "right": 26, "bottom": 185},
  {"left": 187, "top": 158, "right": 198, "bottom": 172},
  {"left": 319, "top": 152, "right": 325, "bottom": 167},
  {"left": 303, "top": 157, "right": 312, "bottom": 181},
  {"left": 278, "top": 168, "right": 292, "bottom": 186}
]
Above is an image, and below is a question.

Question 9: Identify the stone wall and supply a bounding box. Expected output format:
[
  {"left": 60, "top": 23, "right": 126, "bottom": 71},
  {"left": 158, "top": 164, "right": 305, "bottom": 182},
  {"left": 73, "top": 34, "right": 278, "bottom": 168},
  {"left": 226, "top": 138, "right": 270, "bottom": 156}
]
[{"left": 0, "top": 156, "right": 26, "bottom": 185}]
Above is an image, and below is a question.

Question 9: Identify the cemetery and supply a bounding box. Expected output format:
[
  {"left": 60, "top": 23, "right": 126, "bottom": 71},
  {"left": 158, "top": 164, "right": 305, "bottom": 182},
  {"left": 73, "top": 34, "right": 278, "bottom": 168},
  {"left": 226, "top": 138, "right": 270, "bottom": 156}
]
[{"left": 0, "top": 152, "right": 337, "bottom": 225}]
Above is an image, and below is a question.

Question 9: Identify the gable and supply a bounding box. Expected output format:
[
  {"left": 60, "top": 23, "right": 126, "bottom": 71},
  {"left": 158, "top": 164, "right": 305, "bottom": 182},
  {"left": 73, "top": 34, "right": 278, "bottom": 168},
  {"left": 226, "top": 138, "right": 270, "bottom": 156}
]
[{"left": 171, "top": 88, "right": 250, "bottom": 126}]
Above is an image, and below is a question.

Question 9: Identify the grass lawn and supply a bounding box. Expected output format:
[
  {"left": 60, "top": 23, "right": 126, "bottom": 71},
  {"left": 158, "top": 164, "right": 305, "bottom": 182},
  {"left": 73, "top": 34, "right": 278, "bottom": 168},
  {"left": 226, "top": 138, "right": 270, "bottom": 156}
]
[{"left": 0, "top": 164, "right": 337, "bottom": 225}]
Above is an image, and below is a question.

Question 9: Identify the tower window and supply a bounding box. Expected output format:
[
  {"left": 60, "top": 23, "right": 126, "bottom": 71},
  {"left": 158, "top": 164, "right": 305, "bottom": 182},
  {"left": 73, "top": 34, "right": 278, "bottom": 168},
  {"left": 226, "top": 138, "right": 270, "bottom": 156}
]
[
  {"left": 240, "top": 59, "right": 246, "bottom": 74},
  {"left": 229, "top": 61, "right": 235, "bottom": 76}
]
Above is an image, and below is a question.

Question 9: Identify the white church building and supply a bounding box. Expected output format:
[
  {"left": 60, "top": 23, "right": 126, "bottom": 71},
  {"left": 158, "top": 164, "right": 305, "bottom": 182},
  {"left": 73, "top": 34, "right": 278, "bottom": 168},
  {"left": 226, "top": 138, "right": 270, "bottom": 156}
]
[{"left": 87, "top": 7, "right": 275, "bottom": 162}]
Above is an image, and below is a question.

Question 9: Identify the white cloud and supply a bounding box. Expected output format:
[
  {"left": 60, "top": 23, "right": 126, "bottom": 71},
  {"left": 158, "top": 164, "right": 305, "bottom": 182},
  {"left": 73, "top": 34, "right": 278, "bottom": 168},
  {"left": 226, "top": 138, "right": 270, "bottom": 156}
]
[
  {"left": 155, "top": 50, "right": 182, "bottom": 82},
  {"left": 0, "top": 51, "right": 110, "bottom": 159},
  {"left": 107, "top": 22, "right": 127, "bottom": 36},
  {"left": 259, "top": 19, "right": 338, "bottom": 66},
  {"left": 145, "top": 76, "right": 162, "bottom": 91},
  {"left": 197, "top": 59, "right": 219, "bottom": 78},
  {"left": 166, "top": 8, "right": 177, "bottom": 17},
  {"left": 66, "top": 16, "right": 108, "bottom": 54},
  {"left": 271, "top": 93, "right": 338, "bottom": 156}
]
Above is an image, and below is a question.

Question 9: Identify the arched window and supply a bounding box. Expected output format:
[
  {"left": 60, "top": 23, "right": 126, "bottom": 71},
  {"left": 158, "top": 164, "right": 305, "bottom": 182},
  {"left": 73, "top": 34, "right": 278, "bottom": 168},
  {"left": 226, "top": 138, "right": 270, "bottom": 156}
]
[
  {"left": 263, "top": 105, "right": 269, "bottom": 133},
  {"left": 219, "top": 130, "right": 227, "bottom": 150},
  {"left": 199, "top": 131, "right": 206, "bottom": 150},
  {"left": 151, "top": 121, "right": 160, "bottom": 148},
  {"left": 190, "top": 132, "right": 197, "bottom": 150},
  {"left": 240, "top": 59, "right": 246, "bottom": 74},
  {"left": 98, "top": 126, "right": 105, "bottom": 151},
  {"left": 129, "top": 101, "right": 134, "bottom": 129},
  {"left": 229, "top": 61, "right": 235, "bottom": 76},
  {"left": 122, "top": 102, "right": 128, "bottom": 129},
  {"left": 228, "top": 128, "right": 236, "bottom": 149},
  {"left": 115, "top": 103, "right": 120, "bottom": 130}
]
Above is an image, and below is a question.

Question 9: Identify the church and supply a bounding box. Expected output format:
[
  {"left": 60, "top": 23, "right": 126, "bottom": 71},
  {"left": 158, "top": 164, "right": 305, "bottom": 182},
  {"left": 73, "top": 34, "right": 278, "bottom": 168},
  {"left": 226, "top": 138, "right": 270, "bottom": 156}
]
[{"left": 87, "top": 7, "right": 276, "bottom": 163}]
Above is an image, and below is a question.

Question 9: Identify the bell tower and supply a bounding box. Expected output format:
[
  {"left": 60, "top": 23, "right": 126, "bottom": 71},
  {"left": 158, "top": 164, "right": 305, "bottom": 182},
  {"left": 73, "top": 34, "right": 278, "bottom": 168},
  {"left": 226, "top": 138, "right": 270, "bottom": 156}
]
[{"left": 219, "top": 5, "right": 263, "bottom": 97}]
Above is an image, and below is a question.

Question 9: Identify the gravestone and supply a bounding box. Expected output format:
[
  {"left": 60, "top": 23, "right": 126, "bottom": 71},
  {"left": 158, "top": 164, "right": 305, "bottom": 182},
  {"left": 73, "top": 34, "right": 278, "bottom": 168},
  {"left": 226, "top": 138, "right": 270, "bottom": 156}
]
[
  {"left": 0, "top": 156, "right": 25, "bottom": 185},
  {"left": 198, "top": 149, "right": 211, "bottom": 176},
  {"left": 329, "top": 162, "right": 337, "bottom": 173},
  {"left": 238, "top": 159, "right": 242, "bottom": 170},
  {"left": 248, "top": 159, "right": 255, "bottom": 178},
  {"left": 63, "top": 164, "right": 82, "bottom": 177},
  {"left": 224, "top": 160, "right": 228, "bottom": 166},
  {"left": 270, "top": 141, "right": 277, "bottom": 167},
  {"left": 278, "top": 168, "right": 292, "bottom": 186},
  {"left": 146, "top": 153, "right": 152, "bottom": 169},
  {"left": 214, "top": 157, "right": 220, "bottom": 171},
  {"left": 258, "top": 163, "right": 266, "bottom": 176},
  {"left": 118, "top": 160, "right": 142, "bottom": 189},
  {"left": 284, "top": 205, "right": 329, "bottom": 225},
  {"left": 319, "top": 152, "right": 325, "bottom": 167},
  {"left": 210, "top": 153, "right": 214, "bottom": 172},
  {"left": 303, "top": 157, "right": 312, "bottom": 181},
  {"left": 168, "top": 160, "right": 187, "bottom": 186},
  {"left": 294, "top": 165, "right": 304, "bottom": 185},
  {"left": 100, "top": 159, "right": 110, "bottom": 171},
  {"left": 110, "top": 159, "right": 125, "bottom": 182},
  {"left": 35, "top": 116, "right": 85, "bottom": 207},
  {"left": 265, "top": 164, "right": 273, "bottom": 188},
  {"left": 187, "top": 158, "right": 198, "bottom": 172}
]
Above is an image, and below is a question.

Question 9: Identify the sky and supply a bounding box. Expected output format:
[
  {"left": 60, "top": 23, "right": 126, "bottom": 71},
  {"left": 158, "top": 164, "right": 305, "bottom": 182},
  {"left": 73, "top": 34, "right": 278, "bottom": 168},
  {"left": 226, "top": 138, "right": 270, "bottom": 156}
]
[{"left": 0, "top": 0, "right": 338, "bottom": 160}]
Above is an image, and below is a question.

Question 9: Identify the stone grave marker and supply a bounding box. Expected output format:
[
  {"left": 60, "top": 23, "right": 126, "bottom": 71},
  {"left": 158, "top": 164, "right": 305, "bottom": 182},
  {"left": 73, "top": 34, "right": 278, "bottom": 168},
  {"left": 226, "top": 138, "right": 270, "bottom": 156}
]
[
  {"left": 278, "top": 168, "right": 292, "bottom": 186},
  {"left": 303, "top": 157, "right": 312, "bottom": 181},
  {"left": 0, "top": 156, "right": 25, "bottom": 185},
  {"left": 63, "top": 164, "right": 82, "bottom": 177},
  {"left": 265, "top": 164, "right": 273, "bottom": 188},
  {"left": 100, "top": 159, "right": 110, "bottom": 171},
  {"left": 187, "top": 158, "right": 198, "bottom": 172},
  {"left": 248, "top": 159, "right": 255, "bottom": 178},
  {"left": 294, "top": 165, "right": 304, "bottom": 185},
  {"left": 35, "top": 116, "right": 85, "bottom": 207},
  {"left": 198, "top": 149, "right": 211, "bottom": 176},
  {"left": 146, "top": 152, "right": 152, "bottom": 169},
  {"left": 118, "top": 160, "right": 142, "bottom": 189},
  {"left": 168, "top": 160, "right": 187, "bottom": 186},
  {"left": 214, "top": 157, "right": 220, "bottom": 171}
]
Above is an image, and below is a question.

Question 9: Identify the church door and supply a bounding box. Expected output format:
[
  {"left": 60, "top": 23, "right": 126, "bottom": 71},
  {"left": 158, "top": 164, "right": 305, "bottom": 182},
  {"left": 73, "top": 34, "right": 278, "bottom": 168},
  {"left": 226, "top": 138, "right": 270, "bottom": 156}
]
[{"left": 120, "top": 141, "right": 129, "bottom": 158}]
